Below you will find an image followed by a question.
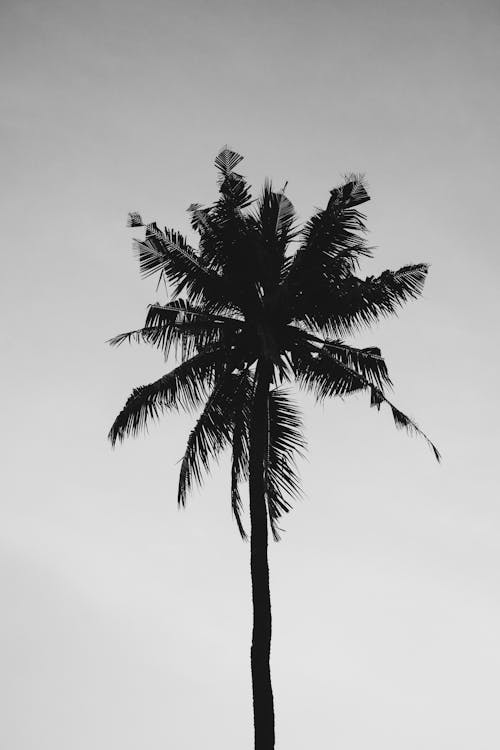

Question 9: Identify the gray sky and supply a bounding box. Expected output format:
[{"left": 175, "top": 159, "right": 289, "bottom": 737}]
[{"left": 1, "top": 0, "right": 499, "bottom": 748}]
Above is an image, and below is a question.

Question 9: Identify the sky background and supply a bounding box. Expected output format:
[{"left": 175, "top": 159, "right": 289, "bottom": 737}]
[{"left": 1, "top": 0, "right": 500, "bottom": 748}]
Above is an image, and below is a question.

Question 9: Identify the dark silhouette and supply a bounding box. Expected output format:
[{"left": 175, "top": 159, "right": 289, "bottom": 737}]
[{"left": 108, "top": 147, "right": 439, "bottom": 750}]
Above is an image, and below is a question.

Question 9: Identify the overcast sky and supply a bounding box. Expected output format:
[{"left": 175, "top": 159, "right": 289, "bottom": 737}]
[{"left": 1, "top": 0, "right": 500, "bottom": 748}]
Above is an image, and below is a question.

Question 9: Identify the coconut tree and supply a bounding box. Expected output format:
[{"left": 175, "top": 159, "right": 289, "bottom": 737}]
[{"left": 108, "top": 147, "right": 439, "bottom": 750}]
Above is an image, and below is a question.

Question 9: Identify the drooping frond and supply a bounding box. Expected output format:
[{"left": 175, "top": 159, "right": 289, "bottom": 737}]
[
  {"left": 321, "top": 340, "right": 393, "bottom": 390},
  {"left": 190, "top": 214, "right": 264, "bottom": 323},
  {"left": 370, "top": 386, "right": 441, "bottom": 462},
  {"left": 108, "top": 347, "right": 226, "bottom": 446},
  {"left": 266, "top": 388, "right": 306, "bottom": 541},
  {"left": 293, "top": 345, "right": 370, "bottom": 399},
  {"left": 229, "top": 370, "right": 254, "bottom": 539},
  {"left": 108, "top": 320, "right": 227, "bottom": 362},
  {"left": 257, "top": 181, "right": 296, "bottom": 245},
  {"left": 231, "top": 423, "right": 249, "bottom": 540},
  {"left": 177, "top": 369, "right": 253, "bottom": 507},
  {"left": 145, "top": 301, "right": 244, "bottom": 361},
  {"left": 185, "top": 160, "right": 259, "bottom": 318},
  {"left": 294, "top": 341, "right": 440, "bottom": 460}
]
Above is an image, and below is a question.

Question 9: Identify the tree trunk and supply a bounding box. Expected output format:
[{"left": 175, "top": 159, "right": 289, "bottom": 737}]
[{"left": 249, "top": 358, "right": 275, "bottom": 750}]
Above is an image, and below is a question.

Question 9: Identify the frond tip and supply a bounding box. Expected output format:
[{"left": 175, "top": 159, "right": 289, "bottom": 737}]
[
  {"left": 127, "top": 212, "right": 143, "bottom": 227},
  {"left": 215, "top": 146, "right": 244, "bottom": 176}
]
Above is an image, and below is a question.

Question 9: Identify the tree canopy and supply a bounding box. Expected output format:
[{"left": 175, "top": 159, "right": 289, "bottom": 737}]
[{"left": 109, "top": 147, "right": 440, "bottom": 540}]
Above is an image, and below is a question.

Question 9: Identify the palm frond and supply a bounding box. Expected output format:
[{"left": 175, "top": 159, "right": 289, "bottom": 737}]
[
  {"left": 127, "top": 212, "right": 144, "bottom": 227},
  {"left": 215, "top": 146, "right": 244, "bottom": 177},
  {"left": 293, "top": 345, "right": 368, "bottom": 399},
  {"left": 294, "top": 342, "right": 440, "bottom": 460},
  {"left": 252, "top": 181, "right": 298, "bottom": 292},
  {"left": 108, "top": 347, "right": 226, "bottom": 446},
  {"left": 108, "top": 300, "right": 244, "bottom": 362},
  {"left": 327, "top": 175, "right": 370, "bottom": 210},
  {"left": 230, "top": 371, "right": 254, "bottom": 539},
  {"left": 370, "top": 386, "right": 441, "bottom": 462},
  {"left": 145, "top": 301, "right": 243, "bottom": 360},
  {"left": 300, "top": 174, "right": 370, "bottom": 257},
  {"left": 319, "top": 263, "right": 429, "bottom": 337},
  {"left": 214, "top": 146, "right": 252, "bottom": 209},
  {"left": 279, "top": 175, "right": 373, "bottom": 319},
  {"left": 177, "top": 369, "right": 253, "bottom": 508},
  {"left": 322, "top": 340, "right": 393, "bottom": 390},
  {"left": 133, "top": 224, "right": 234, "bottom": 309},
  {"left": 266, "top": 388, "right": 306, "bottom": 541},
  {"left": 231, "top": 438, "right": 248, "bottom": 540}
]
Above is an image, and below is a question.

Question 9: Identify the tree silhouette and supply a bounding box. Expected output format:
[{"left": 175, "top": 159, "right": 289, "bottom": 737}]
[{"left": 109, "top": 147, "right": 439, "bottom": 750}]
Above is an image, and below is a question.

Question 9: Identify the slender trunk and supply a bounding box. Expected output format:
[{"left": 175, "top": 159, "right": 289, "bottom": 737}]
[{"left": 249, "top": 358, "right": 275, "bottom": 750}]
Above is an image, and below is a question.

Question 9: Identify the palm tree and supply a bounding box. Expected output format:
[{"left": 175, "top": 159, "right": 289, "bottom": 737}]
[{"left": 108, "top": 147, "right": 439, "bottom": 750}]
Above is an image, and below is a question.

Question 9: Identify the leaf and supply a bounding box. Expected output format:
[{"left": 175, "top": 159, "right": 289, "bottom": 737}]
[
  {"left": 187, "top": 203, "right": 212, "bottom": 235},
  {"left": 265, "top": 388, "right": 306, "bottom": 541},
  {"left": 127, "top": 212, "right": 143, "bottom": 227},
  {"left": 294, "top": 340, "right": 440, "bottom": 460},
  {"left": 279, "top": 175, "right": 373, "bottom": 321},
  {"left": 214, "top": 146, "right": 244, "bottom": 177},
  {"left": 322, "top": 340, "right": 393, "bottom": 390},
  {"left": 293, "top": 263, "right": 429, "bottom": 339},
  {"left": 327, "top": 175, "right": 370, "bottom": 209},
  {"left": 133, "top": 228, "right": 234, "bottom": 310},
  {"left": 230, "top": 371, "right": 254, "bottom": 539},
  {"left": 177, "top": 369, "right": 253, "bottom": 509},
  {"left": 108, "top": 347, "right": 226, "bottom": 446},
  {"left": 371, "top": 388, "right": 442, "bottom": 462}
]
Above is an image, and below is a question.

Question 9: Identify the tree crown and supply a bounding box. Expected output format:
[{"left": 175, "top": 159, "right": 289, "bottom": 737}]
[{"left": 109, "top": 147, "right": 440, "bottom": 540}]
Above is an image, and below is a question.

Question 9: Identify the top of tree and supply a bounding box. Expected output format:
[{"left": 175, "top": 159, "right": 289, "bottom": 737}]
[{"left": 109, "top": 146, "right": 440, "bottom": 540}]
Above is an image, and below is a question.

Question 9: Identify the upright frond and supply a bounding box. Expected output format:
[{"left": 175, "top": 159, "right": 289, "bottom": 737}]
[
  {"left": 293, "top": 345, "right": 368, "bottom": 400},
  {"left": 279, "top": 175, "right": 373, "bottom": 322},
  {"left": 215, "top": 146, "right": 244, "bottom": 177},
  {"left": 253, "top": 181, "right": 297, "bottom": 293},
  {"left": 214, "top": 146, "right": 252, "bottom": 209}
]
